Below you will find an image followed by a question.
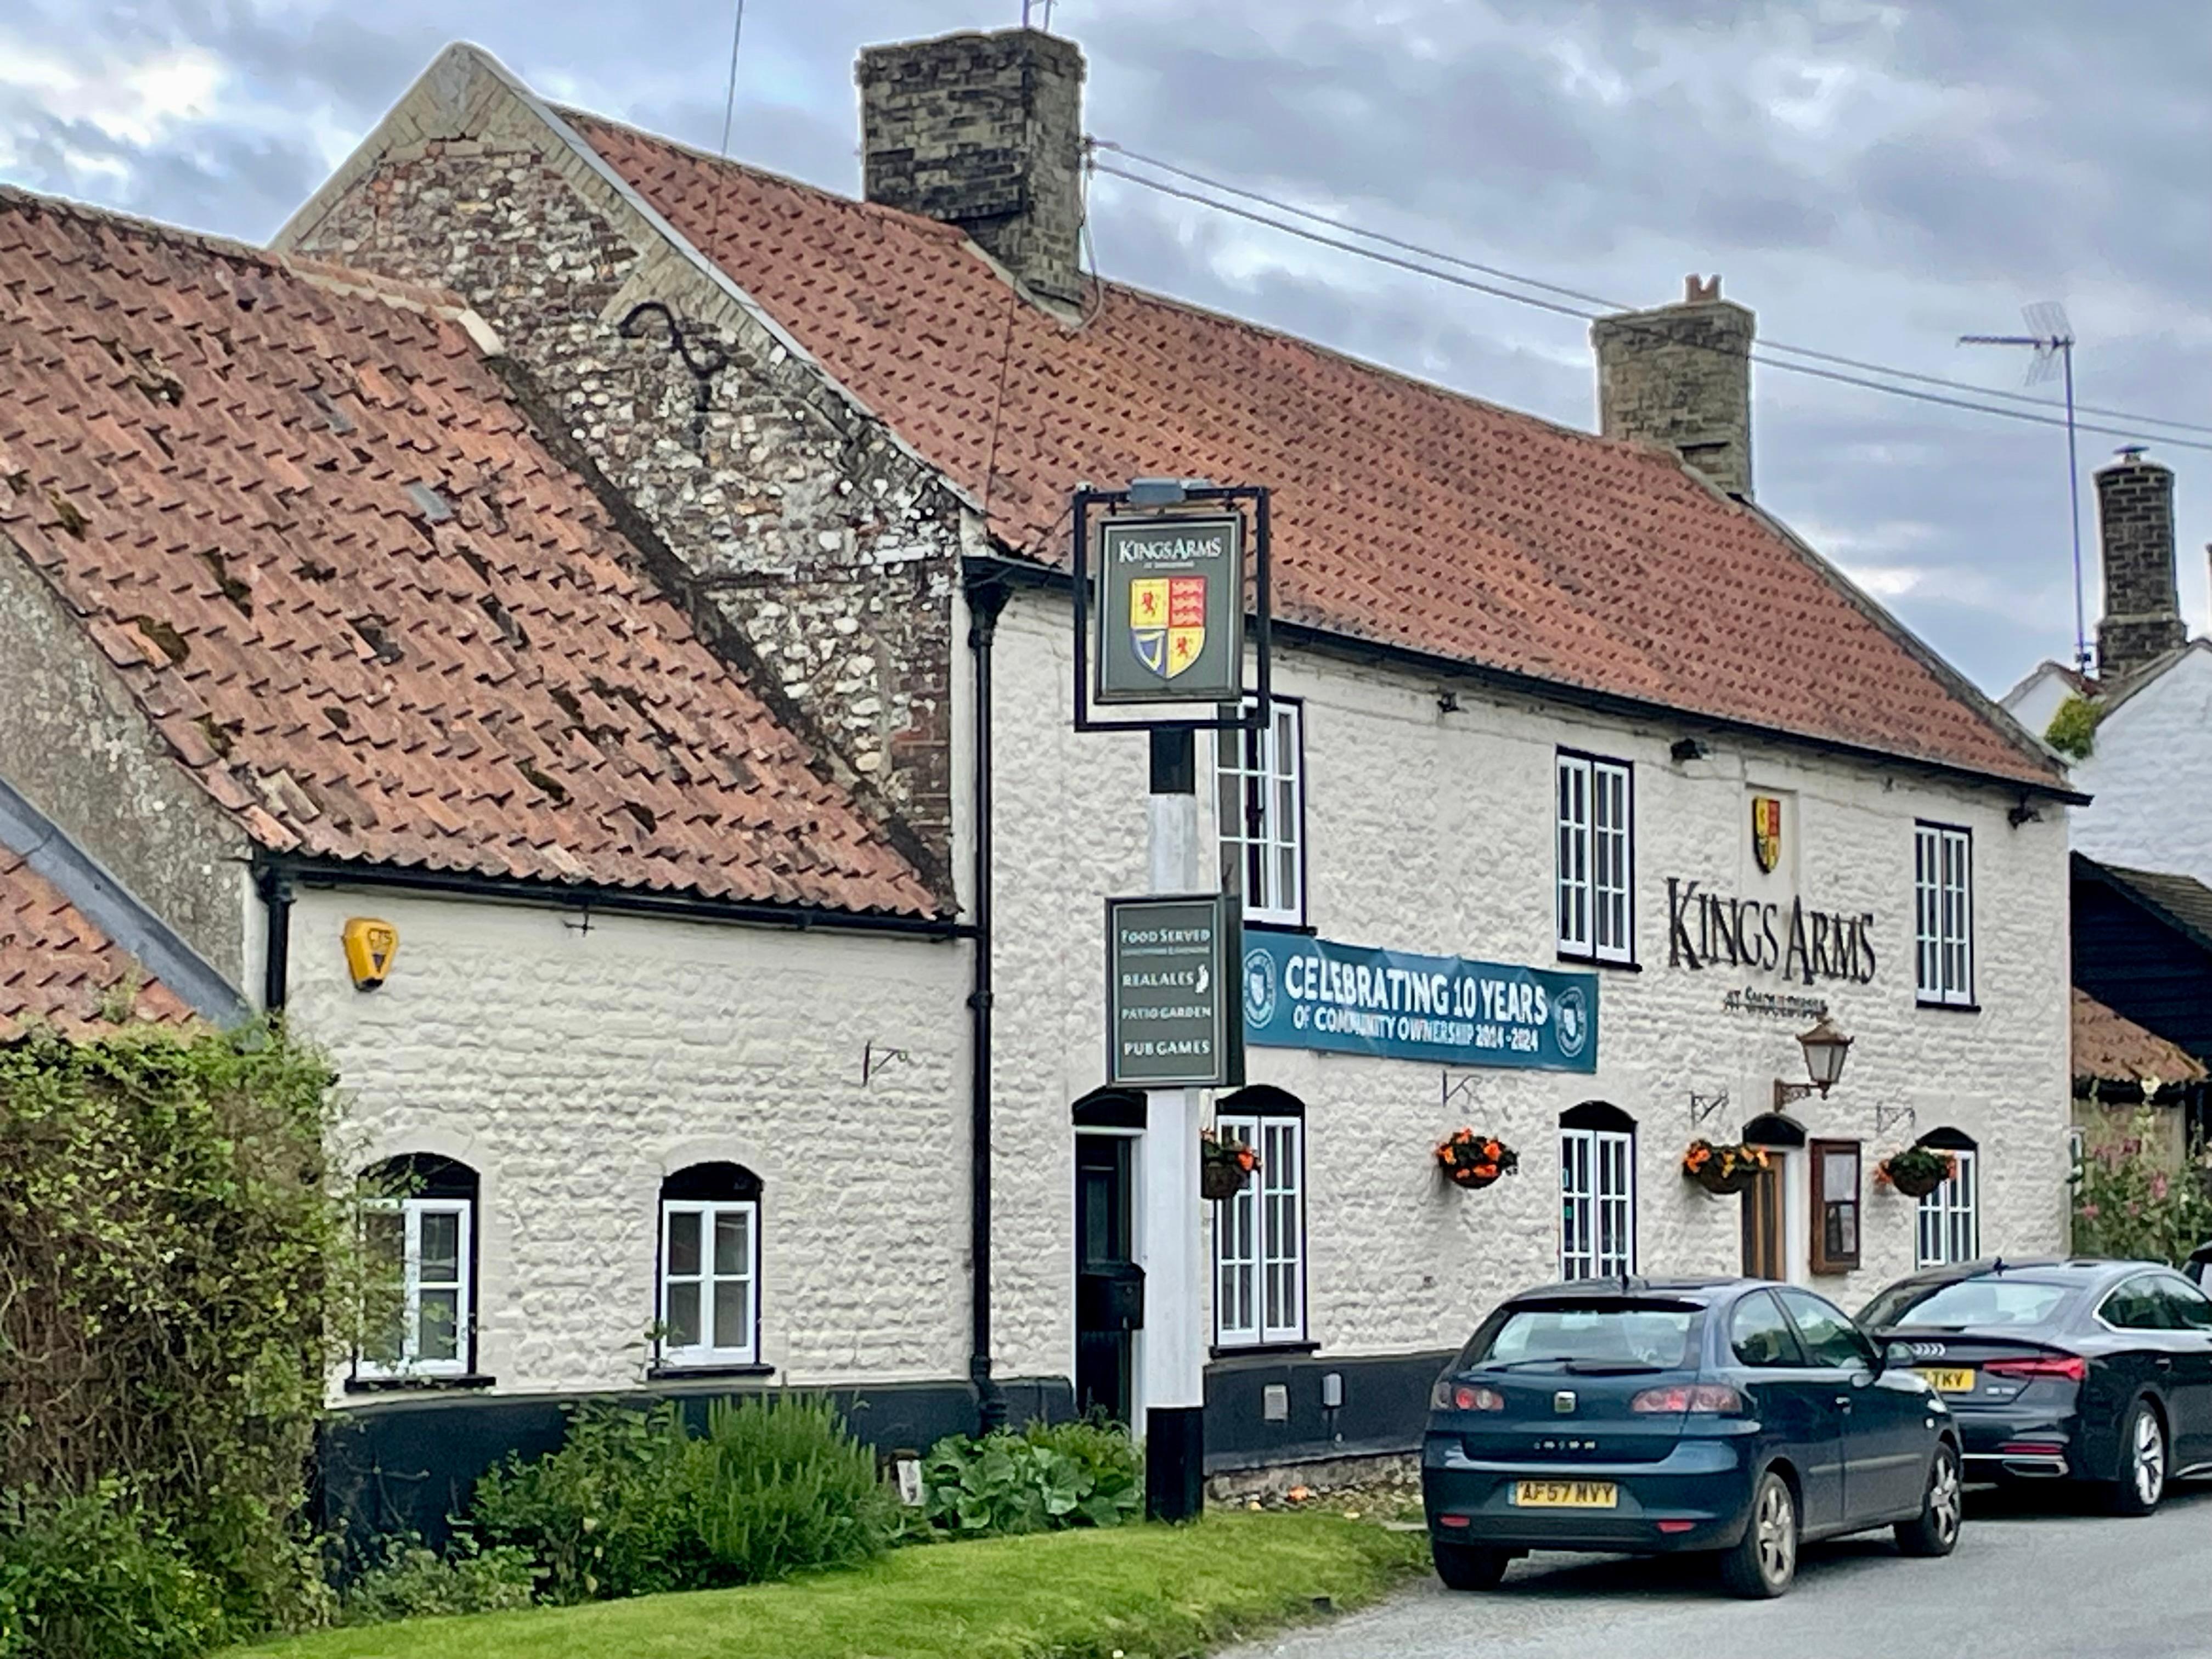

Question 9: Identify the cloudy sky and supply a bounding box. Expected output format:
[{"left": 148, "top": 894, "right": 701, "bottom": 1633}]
[{"left": 5, "top": 0, "right": 2207, "bottom": 697}]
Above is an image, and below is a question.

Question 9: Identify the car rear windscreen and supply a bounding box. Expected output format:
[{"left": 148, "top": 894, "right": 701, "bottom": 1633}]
[
  {"left": 1465, "top": 1304, "right": 1697, "bottom": 1369},
  {"left": 1860, "top": 1278, "right": 2076, "bottom": 1331}
]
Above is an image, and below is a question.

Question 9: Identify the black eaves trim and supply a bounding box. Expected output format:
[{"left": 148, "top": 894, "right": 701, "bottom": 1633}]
[
  {"left": 259, "top": 854, "right": 973, "bottom": 942},
  {"left": 647, "top": 1362, "right": 778, "bottom": 1383},
  {"left": 343, "top": 1373, "right": 498, "bottom": 1394},
  {"left": 963, "top": 555, "right": 2089, "bottom": 807}
]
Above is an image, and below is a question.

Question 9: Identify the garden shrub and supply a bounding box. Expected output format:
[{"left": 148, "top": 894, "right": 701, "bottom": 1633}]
[
  {"left": 470, "top": 1404, "right": 704, "bottom": 1603},
  {"left": 337, "top": 1536, "right": 540, "bottom": 1626},
  {"left": 919, "top": 1419, "right": 1143, "bottom": 1536},
  {"left": 690, "top": 1396, "right": 894, "bottom": 1583},
  {"left": 0, "top": 1022, "right": 349, "bottom": 1650},
  {"left": 2073, "top": 1108, "right": 2212, "bottom": 1264},
  {"left": 470, "top": 1395, "right": 894, "bottom": 1602},
  {"left": 0, "top": 1482, "right": 229, "bottom": 1659}
]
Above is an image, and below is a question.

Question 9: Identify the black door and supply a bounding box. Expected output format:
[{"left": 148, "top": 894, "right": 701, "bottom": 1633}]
[{"left": 1075, "top": 1135, "right": 1141, "bottom": 1425}]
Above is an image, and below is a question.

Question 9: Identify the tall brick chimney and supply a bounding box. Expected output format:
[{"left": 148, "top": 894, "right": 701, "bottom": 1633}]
[
  {"left": 1591, "top": 275, "right": 1755, "bottom": 499},
  {"left": 857, "top": 29, "right": 1087, "bottom": 303},
  {"left": 2094, "top": 448, "right": 2185, "bottom": 682}
]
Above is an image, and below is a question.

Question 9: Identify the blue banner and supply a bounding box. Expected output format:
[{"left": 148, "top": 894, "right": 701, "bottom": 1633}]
[{"left": 1240, "top": 933, "right": 1597, "bottom": 1073}]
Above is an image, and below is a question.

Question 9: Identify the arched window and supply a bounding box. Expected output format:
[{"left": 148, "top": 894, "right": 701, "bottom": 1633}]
[
  {"left": 1914, "top": 1129, "right": 1979, "bottom": 1266},
  {"left": 1213, "top": 1087, "right": 1306, "bottom": 1348},
  {"left": 1559, "top": 1103, "right": 1636, "bottom": 1280},
  {"left": 658, "top": 1163, "right": 762, "bottom": 1368},
  {"left": 358, "top": 1154, "right": 478, "bottom": 1381}
]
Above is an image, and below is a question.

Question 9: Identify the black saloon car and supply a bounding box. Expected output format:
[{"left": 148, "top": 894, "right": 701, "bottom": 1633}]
[
  {"left": 1423, "top": 1278, "right": 1961, "bottom": 1598},
  {"left": 1862, "top": 1257, "right": 2212, "bottom": 1514}
]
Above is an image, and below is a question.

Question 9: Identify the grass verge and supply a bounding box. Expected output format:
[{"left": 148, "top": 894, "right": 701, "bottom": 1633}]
[{"left": 234, "top": 1512, "right": 1425, "bottom": 1659}]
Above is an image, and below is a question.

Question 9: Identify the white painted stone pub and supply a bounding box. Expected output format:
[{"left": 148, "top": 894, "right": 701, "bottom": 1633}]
[{"left": 272, "top": 23, "right": 2079, "bottom": 1494}]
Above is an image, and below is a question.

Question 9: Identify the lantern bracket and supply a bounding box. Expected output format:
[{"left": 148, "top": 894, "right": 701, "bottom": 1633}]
[{"left": 1686, "top": 1088, "right": 1731, "bottom": 1127}]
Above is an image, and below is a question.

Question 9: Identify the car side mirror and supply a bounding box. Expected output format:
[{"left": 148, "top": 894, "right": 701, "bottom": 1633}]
[{"left": 1883, "top": 1341, "right": 1915, "bottom": 1370}]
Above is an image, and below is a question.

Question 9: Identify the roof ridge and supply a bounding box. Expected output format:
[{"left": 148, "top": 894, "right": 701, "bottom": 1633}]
[
  {"left": 552, "top": 108, "right": 1679, "bottom": 468},
  {"left": 0, "top": 183, "right": 496, "bottom": 347}
]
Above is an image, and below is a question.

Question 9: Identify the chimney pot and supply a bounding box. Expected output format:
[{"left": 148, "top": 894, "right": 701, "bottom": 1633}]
[
  {"left": 1591, "top": 281, "right": 1756, "bottom": 498},
  {"left": 856, "top": 28, "right": 1087, "bottom": 303},
  {"left": 2094, "top": 450, "right": 2185, "bottom": 681}
]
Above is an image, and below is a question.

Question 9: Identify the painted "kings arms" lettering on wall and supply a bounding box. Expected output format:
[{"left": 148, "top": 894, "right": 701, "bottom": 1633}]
[{"left": 1666, "top": 878, "right": 1877, "bottom": 985}]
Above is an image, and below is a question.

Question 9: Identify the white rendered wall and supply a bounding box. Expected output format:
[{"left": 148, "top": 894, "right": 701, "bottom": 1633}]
[
  {"left": 990, "top": 589, "right": 2073, "bottom": 1381},
  {"left": 286, "top": 887, "right": 971, "bottom": 1400},
  {"left": 2061, "top": 648, "right": 2212, "bottom": 885}
]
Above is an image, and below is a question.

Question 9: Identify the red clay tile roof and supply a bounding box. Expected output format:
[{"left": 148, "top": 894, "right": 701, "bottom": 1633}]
[
  {"left": 0, "top": 849, "right": 194, "bottom": 1032},
  {"left": 2073, "top": 987, "right": 2206, "bottom": 1088},
  {"left": 571, "top": 114, "right": 2060, "bottom": 792},
  {"left": 0, "top": 188, "right": 935, "bottom": 918}
]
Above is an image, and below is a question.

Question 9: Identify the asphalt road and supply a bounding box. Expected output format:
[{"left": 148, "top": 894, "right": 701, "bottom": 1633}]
[{"left": 1232, "top": 1483, "right": 2212, "bottom": 1659}]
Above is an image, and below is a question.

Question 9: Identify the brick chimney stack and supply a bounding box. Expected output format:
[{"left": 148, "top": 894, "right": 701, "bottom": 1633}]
[
  {"left": 2094, "top": 448, "right": 2185, "bottom": 682},
  {"left": 857, "top": 29, "right": 1087, "bottom": 303},
  {"left": 1591, "top": 275, "right": 1756, "bottom": 499}
]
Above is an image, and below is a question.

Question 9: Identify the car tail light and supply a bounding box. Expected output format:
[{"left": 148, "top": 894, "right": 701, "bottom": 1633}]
[
  {"left": 1984, "top": 1355, "right": 2087, "bottom": 1384},
  {"left": 1630, "top": 1384, "right": 1743, "bottom": 1414},
  {"left": 2000, "top": 1441, "right": 2066, "bottom": 1457},
  {"left": 1431, "top": 1380, "right": 1504, "bottom": 1412}
]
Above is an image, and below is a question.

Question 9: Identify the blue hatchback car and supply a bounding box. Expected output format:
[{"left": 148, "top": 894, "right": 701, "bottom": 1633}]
[{"left": 1423, "top": 1277, "right": 1963, "bottom": 1597}]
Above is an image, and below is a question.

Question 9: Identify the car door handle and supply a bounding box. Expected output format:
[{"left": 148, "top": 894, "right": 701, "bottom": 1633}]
[
  {"left": 1835, "top": 1396, "right": 1853, "bottom": 1411},
  {"left": 2155, "top": 1357, "right": 2172, "bottom": 1370}
]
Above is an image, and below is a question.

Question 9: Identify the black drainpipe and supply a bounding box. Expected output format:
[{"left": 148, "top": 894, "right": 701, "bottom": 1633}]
[
  {"left": 257, "top": 866, "right": 294, "bottom": 1015},
  {"left": 254, "top": 862, "right": 294, "bottom": 1022},
  {"left": 968, "top": 573, "right": 1011, "bottom": 1434}
]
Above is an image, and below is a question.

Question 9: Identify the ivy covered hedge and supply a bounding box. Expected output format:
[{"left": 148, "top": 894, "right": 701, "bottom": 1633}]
[{"left": 0, "top": 1021, "right": 348, "bottom": 1657}]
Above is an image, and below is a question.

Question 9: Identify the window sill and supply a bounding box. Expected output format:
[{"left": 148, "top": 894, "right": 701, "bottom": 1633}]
[
  {"left": 1556, "top": 953, "right": 1640, "bottom": 973},
  {"left": 1242, "top": 918, "right": 1316, "bottom": 937},
  {"left": 1915, "top": 999, "right": 1982, "bottom": 1014},
  {"left": 344, "top": 1372, "right": 496, "bottom": 1393},
  {"left": 1209, "top": 1340, "right": 1321, "bottom": 1362},
  {"left": 647, "top": 1362, "right": 776, "bottom": 1382}
]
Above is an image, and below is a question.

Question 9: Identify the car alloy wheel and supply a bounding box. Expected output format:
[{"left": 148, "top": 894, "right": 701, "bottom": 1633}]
[
  {"left": 1896, "top": 1442, "right": 1961, "bottom": 1557},
  {"left": 2131, "top": 1406, "right": 2165, "bottom": 1509},
  {"left": 1756, "top": 1479, "right": 1797, "bottom": 1585},
  {"left": 1722, "top": 1469, "right": 1798, "bottom": 1598}
]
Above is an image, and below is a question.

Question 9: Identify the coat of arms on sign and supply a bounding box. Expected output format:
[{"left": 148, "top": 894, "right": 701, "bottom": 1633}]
[
  {"left": 1751, "top": 796, "right": 1783, "bottom": 874},
  {"left": 1130, "top": 574, "right": 1206, "bottom": 678}
]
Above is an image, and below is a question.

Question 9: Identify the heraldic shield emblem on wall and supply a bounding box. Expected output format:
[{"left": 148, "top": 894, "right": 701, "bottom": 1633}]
[
  {"left": 1130, "top": 574, "right": 1207, "bottom": 679},
  {"left": 1751, "top": 795, "right": 1783, "bottom": 874}
]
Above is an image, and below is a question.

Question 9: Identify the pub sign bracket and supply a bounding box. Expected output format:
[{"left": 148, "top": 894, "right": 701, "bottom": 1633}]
[{"left": 1071, "top": 483, "right": 1273, "bottom": 735}]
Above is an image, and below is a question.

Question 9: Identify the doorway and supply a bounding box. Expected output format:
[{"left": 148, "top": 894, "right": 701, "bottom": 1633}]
[
  {"left": 1739, "top": 1113, "right": 1808, "bottom": 1284},
  {"left": 1075, "top": 1133, "right": 1140, "bottom": 1425},
  {"left": 1742, "top": 1163, "right": 1785, "bottom": 1279}
]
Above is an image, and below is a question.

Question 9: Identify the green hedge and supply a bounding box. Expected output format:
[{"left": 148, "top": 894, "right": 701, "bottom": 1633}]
[{"left": 0, "top": 1022, "right": 347, "bottom": 1657}]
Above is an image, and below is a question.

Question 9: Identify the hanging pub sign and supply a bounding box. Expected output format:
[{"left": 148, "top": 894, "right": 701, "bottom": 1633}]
[
  {"left": 1093, "top": 515, "right": 1246, "bottom": 704},
  {"left": 1240, "top": 932, "right": 1598, "bottom": 1073},
  {"left": 1107, "top": 894, "right": 1243, "bottom": 1089}
]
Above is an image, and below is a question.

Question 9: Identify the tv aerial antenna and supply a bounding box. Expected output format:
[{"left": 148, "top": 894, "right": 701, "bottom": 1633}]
[
  {"left": 1960, "top": 302, "right": 2087, "bottom": 675},
  {"left": 1020, "top": 0, "right": 1057, "bottom": 29}
]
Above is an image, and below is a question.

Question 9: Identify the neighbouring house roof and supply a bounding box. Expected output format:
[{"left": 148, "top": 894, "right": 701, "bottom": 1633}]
[
  {"left": 566, "top": 111, "right": 2064, "bottom": 795},
  {"left": 0, "top": 188, "right": 935, "bottom": 919},
  {"left": 2079, "top": 859, "right": 2212, "bottom": 960},
  {"left": 0, "top": 848, "right": 194, "bottom": 1033},
  {"left": 2072, "top": 987, "right": 2208, "bottom": 1092},
  {"left": 2091, "top": 637, "right": 2212, "bottom": 717}
]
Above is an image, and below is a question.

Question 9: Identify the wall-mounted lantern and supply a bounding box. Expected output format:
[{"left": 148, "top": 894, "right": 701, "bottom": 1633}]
[{"left": 1773, "top": 1015, "right": 1852, "bottom": 1110}]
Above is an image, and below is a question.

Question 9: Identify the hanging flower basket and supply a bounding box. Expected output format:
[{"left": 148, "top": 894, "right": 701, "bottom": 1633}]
[
  {"left": 1878, "top": 1147, "right": 1956, "bottom": 1199},
  {"left": 1683, "top": 1139, "right": 1770, "bottom": 1196},
  {"left": 1435, "top": 1129, "right": 1519, "bottom": 1190},
  {"left": 1200, "top": 1128, "right": 1259, "bottom": 1201}
]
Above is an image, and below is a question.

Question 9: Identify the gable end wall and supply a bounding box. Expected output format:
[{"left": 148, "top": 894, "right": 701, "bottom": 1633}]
[{"left": 279, "top": 69, "right": 964, "bottom": 895}]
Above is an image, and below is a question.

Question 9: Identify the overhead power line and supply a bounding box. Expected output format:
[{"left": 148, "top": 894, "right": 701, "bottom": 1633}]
[{"left": 1091, "top": 142, "right": 2212, "bottom": 454}]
